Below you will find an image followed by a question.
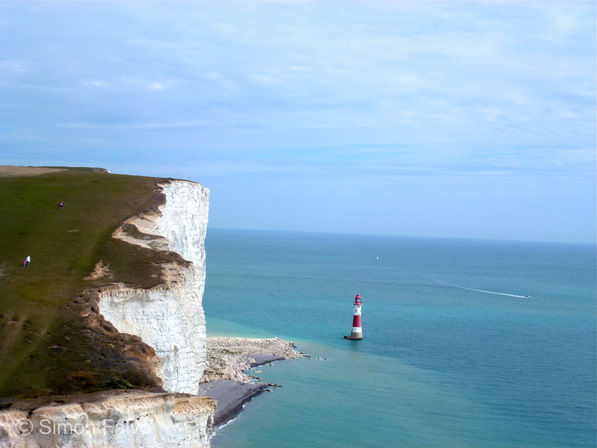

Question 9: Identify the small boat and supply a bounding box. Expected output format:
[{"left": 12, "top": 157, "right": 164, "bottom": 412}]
[{"left": 524, "top": 295, "right": 532, "bottom": 299}]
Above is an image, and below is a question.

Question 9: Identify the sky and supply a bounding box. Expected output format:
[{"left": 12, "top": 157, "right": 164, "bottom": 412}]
[{"left": 1, "top": 1, "right": 595, "bottom": 244}]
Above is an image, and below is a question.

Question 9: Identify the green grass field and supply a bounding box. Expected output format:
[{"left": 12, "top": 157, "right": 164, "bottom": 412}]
[{"left": 0, "top": 167, "right": 180, "bottom": 398}]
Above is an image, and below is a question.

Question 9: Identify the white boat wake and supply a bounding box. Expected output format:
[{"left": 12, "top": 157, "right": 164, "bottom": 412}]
[{"left": 443, "top": 283, "right": 530, "bottom": 299}]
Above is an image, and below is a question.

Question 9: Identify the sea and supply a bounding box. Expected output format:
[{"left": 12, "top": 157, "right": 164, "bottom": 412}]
[{"left": 203, "top": 229, "right": 596, "bottom": 448}]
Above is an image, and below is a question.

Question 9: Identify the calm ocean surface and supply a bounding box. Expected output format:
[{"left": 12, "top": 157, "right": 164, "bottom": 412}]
[{"left": 203, "top": 229, "right": 596, "bottom": 448}]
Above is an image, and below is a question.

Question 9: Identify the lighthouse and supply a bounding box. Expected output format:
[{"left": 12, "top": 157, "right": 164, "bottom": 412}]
[{"left": 344, "top": 294, "right": 363, "bottom": 340}]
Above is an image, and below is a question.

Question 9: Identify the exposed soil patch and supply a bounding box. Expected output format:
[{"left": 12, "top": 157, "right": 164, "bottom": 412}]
[
  {"left": 0, "top": 166, "right": 66, "bottom": 177},
  {"left": 84, "top": 260, "right": 112, "bottom": 281}
]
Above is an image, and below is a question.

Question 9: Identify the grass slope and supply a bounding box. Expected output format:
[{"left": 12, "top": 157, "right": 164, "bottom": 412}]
[{"left": 0, "top": 168, "right": 180, "bottom": 398}]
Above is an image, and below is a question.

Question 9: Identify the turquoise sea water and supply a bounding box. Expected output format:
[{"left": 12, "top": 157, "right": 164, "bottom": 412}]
[{"left": 203, "top": 229, "right": 596, "bottom": 448}]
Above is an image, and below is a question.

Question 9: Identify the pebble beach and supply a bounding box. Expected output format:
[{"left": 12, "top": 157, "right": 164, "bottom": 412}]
[{"left": 198, "top": 337, "right": 302, "bottom": 426}]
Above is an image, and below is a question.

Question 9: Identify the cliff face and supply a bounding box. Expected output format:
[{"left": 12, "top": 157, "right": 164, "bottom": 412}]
[
  {"left": 0, "top": 392, "right": 216, "bottom": 448},
  {"left": 99, "top": 180, "right": 210, "bottom": 395},
  {"left": 0, "top": 175, "right": 215, "bottom": 448}
]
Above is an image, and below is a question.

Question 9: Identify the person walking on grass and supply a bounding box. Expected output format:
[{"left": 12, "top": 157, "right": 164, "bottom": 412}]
[{"left": 24, "top": 255, "right": 31, "bottom": 267}]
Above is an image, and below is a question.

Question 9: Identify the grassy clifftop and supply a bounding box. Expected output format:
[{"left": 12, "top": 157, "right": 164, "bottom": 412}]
[{"left": 0, "top": 167, "right": 182, "bottom": 398}]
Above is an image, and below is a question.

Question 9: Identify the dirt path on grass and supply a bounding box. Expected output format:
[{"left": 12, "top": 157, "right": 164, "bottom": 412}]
[{"left": 0, "top": 166, "right": 66, "bottom": 177}]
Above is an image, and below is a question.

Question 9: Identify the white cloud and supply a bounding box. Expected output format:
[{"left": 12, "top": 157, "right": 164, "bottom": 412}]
[
  {"left": 0, "top": 60, "right": 29, "bottom": 74},
  {"left": 80, "top": 80, "right": 111, "bottom": 88},
  {"left": 121, "top": 77, "right": 168, "bottom": 92},
  {"left": 1, "top": 0, "right": 594, "bottom": 242}
]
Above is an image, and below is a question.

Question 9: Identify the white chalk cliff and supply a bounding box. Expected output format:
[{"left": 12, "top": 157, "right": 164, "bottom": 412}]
[
  {"left": 0, "top": 179, "right": 215, "bottom": 448},
  {"left": 100, "top": 180, "right": 210, "bottom": 394},
  {"left": 0, "top": 392, "right": 216, "bottom": 448}
]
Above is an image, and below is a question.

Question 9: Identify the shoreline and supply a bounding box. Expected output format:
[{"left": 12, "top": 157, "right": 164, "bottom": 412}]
[
  {"left": 0, "top": 340, "right": 299, "bottom": 444},
  {"left": 199, "top": 337, "right": 302, "bottom": 428}
]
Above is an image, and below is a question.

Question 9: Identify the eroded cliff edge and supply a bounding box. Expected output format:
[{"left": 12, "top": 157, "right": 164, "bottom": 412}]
[
  {"left": 99, "top": 180, "right": 210, "bottom": 394},
  {"left": 0, "top": 391, "right": 216, "bottom": 448},
  {"left": 0, "top": 177, "right": 216, "bottom": 447}
]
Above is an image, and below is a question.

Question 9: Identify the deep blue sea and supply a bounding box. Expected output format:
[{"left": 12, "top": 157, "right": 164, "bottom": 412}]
[{"left": 203, "top": 229, "right": 596, "bottom": 448}]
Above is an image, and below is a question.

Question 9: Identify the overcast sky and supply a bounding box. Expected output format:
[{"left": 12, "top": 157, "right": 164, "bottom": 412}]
[{"left": 1, "top": 1, "right": 595, "bottom": 243}]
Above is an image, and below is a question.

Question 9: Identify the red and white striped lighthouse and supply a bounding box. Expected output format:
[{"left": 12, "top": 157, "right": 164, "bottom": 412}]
[{"left": 344, "top": 294, "right": 363, "bottom": 340}]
